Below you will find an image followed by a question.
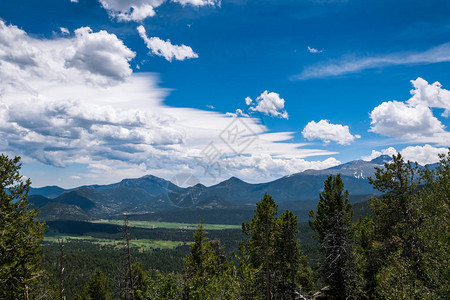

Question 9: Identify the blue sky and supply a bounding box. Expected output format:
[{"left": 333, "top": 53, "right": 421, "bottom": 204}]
[{"left": 0, "top": 0, "right": 449, "bottom": 188}]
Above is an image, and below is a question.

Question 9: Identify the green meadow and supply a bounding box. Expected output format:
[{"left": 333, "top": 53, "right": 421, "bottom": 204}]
[
  {"left": 91, "top": 219, "right": 241, "bottom": 230},
  {"left": 44, "top": 235, "right": 187, "bottom": 251}
]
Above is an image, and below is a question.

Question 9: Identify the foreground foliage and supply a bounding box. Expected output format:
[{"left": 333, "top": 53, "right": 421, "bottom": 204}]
[
  {"left": 0, "top": 155, "right": 47, "bottom": 299},
  {"left": 357, "top": 152, "right": 450, "bottom": 299}
]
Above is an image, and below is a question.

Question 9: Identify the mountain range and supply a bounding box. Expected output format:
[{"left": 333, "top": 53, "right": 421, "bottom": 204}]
[{"left": 28, "top": 155, "right": 436, "bottom": 222}]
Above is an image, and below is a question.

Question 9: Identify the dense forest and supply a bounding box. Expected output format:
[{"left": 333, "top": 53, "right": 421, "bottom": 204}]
[{"left": 1, "top": 152, "right": 449, "bottom": 299}]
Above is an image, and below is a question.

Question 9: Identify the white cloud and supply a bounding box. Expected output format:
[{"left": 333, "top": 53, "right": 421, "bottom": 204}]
[
  {"left": 0, "top": 21, "right": 135, "bottom": 88},
  {"left": 115, "top": 4, "right": 156, "bottom": 22},
  {"left": 65, "top": 27, "right": 136, "bottom": 84},
  {"left": 296, "top": 42, "right": 450, "bottom": 79},
  {"left": 70, "top": 0, "right": 78, "bottom": 3},
  {"left": 246, "top": 91, "right": 288, "bottom": 119},
  {"left": 137, "top": 25, "right": 198, "bottom": 61},
  {"left": 99, "top": 0, "right": 219, "bottom": 22},
  {"left": 369, "top": 78, "right": 450, "bottom": 144},
  {"left": 302, "top": 119, "right": 360, "bottom": 145},
  {"left": 223, "top": 154, "right": 341, "bottom": 183},
  {"left": 370, "top": 101, "right": 445, "bottom": 138},
  {"left": 400, "top": 144, "right": 448, "bottom": 165},
  {"left": 70, "top": 175, "right": 81, "bottom": 179},
  {"left": 408, "top": 77, "right": 450, "bottom": 117},
  {"left": 307, "top": 46, "right": 323, "bottom": 53},
  {"left": 361, "top": 145, "right": 447, "bottom": 165},
  {"left": 225, "top": 108, "right": 249, "bottom": 118},
  {"left": 173, "top": 0, "right": 220, "bottom": 6},
  {"left": 60, "top": 27, "right": 70, "bottom": 35},
  {"left": 99, "top": 0, "right": 164, "bottom": 22},
  {"left": 0, "top": 21, "right": 338, "bottom": 187}
]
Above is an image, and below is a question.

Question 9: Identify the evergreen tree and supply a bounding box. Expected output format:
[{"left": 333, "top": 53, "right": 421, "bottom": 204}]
[
  {"left": 309, "top": 174, "right": 358, "bottom": 299},
  {"left": 242, "top": 193, "right": 278, "bottom": 299},
  {"left": 183, "top": 222, "right": 239, "bottom": 299},
  {"left": 353, "top": 216, "right": 377, "bottom": 299},
  {"left": 418, "top": 151, "right": 450, "bottom": 298},
  {"left": 184, "top": 222, "right": 222, "bottom": 278},
  {"left": 80, "top": 269, "right": 113, "bottom": 300},
  {"left": 274, "top": 210, "right": 314, "bottom": 299},
  {"left": 367, "top": 152, "right": 450, "bottom": 299},
  {"left": 242, "top": 193, "right": 312, "bottom": 299},
  {"left": 233, "top": 243, "right": 259, "bottom": 300},
  {"left": 148, "top": 271, "right": 183, "bottom": 300},
  {"left": 131, "top": 263, "right": 151, "bottom": 300},
  {"left": 0, "top": 154, "right": 46, "bottom": 300}
]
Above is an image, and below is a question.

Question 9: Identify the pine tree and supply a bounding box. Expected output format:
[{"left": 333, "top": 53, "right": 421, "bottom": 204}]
[
  {"left": 242, "top": 193, "right": 312, "bottom": 299},
  {"left": 81, "top": 269, "right": 113, "bottom": 300},
  {"left": 418, "top": 150, "right": 450, "bottom": 298},
  {"left": 367, "top": 152, "right": 450, "bottom": 298},
  {"left": 242, "top": 193, "right": 278, "bottom": 299},
  {"left": 0, "top": 154, "right": 46, "bottom": 299},
  {"left": 274, "top": 210, "right": 314, "bottom": 299},
  {"left": 309, "top": 174, "right": 358, "bottom": 299},
  {"left": 234, "top": 243, "right": 259, "bottom": 300},
  {"left": 131, "top": 263, "right": 151, "bottom": 300},
  {"left": 184, "top": 222, "right": 221, "bottom": 278}
]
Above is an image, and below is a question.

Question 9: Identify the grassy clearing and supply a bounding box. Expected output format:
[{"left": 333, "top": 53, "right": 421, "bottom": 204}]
[
  {"left": 91, "top": 219, "right": 241, "bottom": 230},
  {"left": 44, "top": 235, "right": 187, "bottom": 251}
]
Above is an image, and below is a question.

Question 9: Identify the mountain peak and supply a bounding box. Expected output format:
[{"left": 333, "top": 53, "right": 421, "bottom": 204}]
[
  {"left": 370, "top": 155, "right": 392, "bottom": 165},
  {"left": 225, "top": 176, "right": 245, "bottom": 183}
]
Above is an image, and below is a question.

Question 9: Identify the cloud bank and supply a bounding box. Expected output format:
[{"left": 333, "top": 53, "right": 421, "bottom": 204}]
[{"left": 361, "top": 145, "right": 448, "bottom": 165}]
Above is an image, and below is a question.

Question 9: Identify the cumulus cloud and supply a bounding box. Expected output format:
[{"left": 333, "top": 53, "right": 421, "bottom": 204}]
[
  {"left": 302, "top": 120, "right": 360, "bottom": 145},
  {"left": 408, "top": 77, "right": 450, "bottom": 117},
  {"left": 223, "top": 154, "right": 341, "bottom": 183},
  {"left": 369, "top": 78, "right": 449, "bottom": 144},
  {"left": 296, "top": 42, "right": 450, "bottom": 80},
  {"left": 137, "top": 25, "right": 198, "bottom": 61},
  {"left": 361, "top": 145, "right": 447, "bottom": 165},
  {"left": 99, "top": 0, "right": 219, "bottom": 22},
  {"left": 400, "top": 144, "right": 448, "bottom": 165},
  {"left": 65, "top": 27, "right": 136, "bottom": 83},
  {"left": 370, "top": 101, "right": 445, "bottom": 138},
  {"left": 245, "top": 91, "right": 288, "bottom": 119},
  {"left": 0, "top": 21, "right": 135, "bottom": 87},
  {"left": 307, "top": 46, "right": 323, "bottom": 53}
]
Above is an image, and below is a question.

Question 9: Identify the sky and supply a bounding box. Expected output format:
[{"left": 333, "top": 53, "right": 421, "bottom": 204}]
[{"left": 0, "top": 0, "right": 449, "bottom": 188}]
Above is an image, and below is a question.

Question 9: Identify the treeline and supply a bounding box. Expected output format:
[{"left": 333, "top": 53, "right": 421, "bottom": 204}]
[{"left": 1, "top": 152, "right": 449, "bottom": 299}]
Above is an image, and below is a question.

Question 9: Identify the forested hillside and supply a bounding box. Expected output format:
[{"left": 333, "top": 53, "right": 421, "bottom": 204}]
[{"left": 1, "top": 152, "right": 449, "bottom": 299}]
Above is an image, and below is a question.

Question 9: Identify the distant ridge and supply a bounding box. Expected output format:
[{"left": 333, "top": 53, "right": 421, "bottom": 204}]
[{"left": 29, "top": 154, "right": 434, "bottom": 220}]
